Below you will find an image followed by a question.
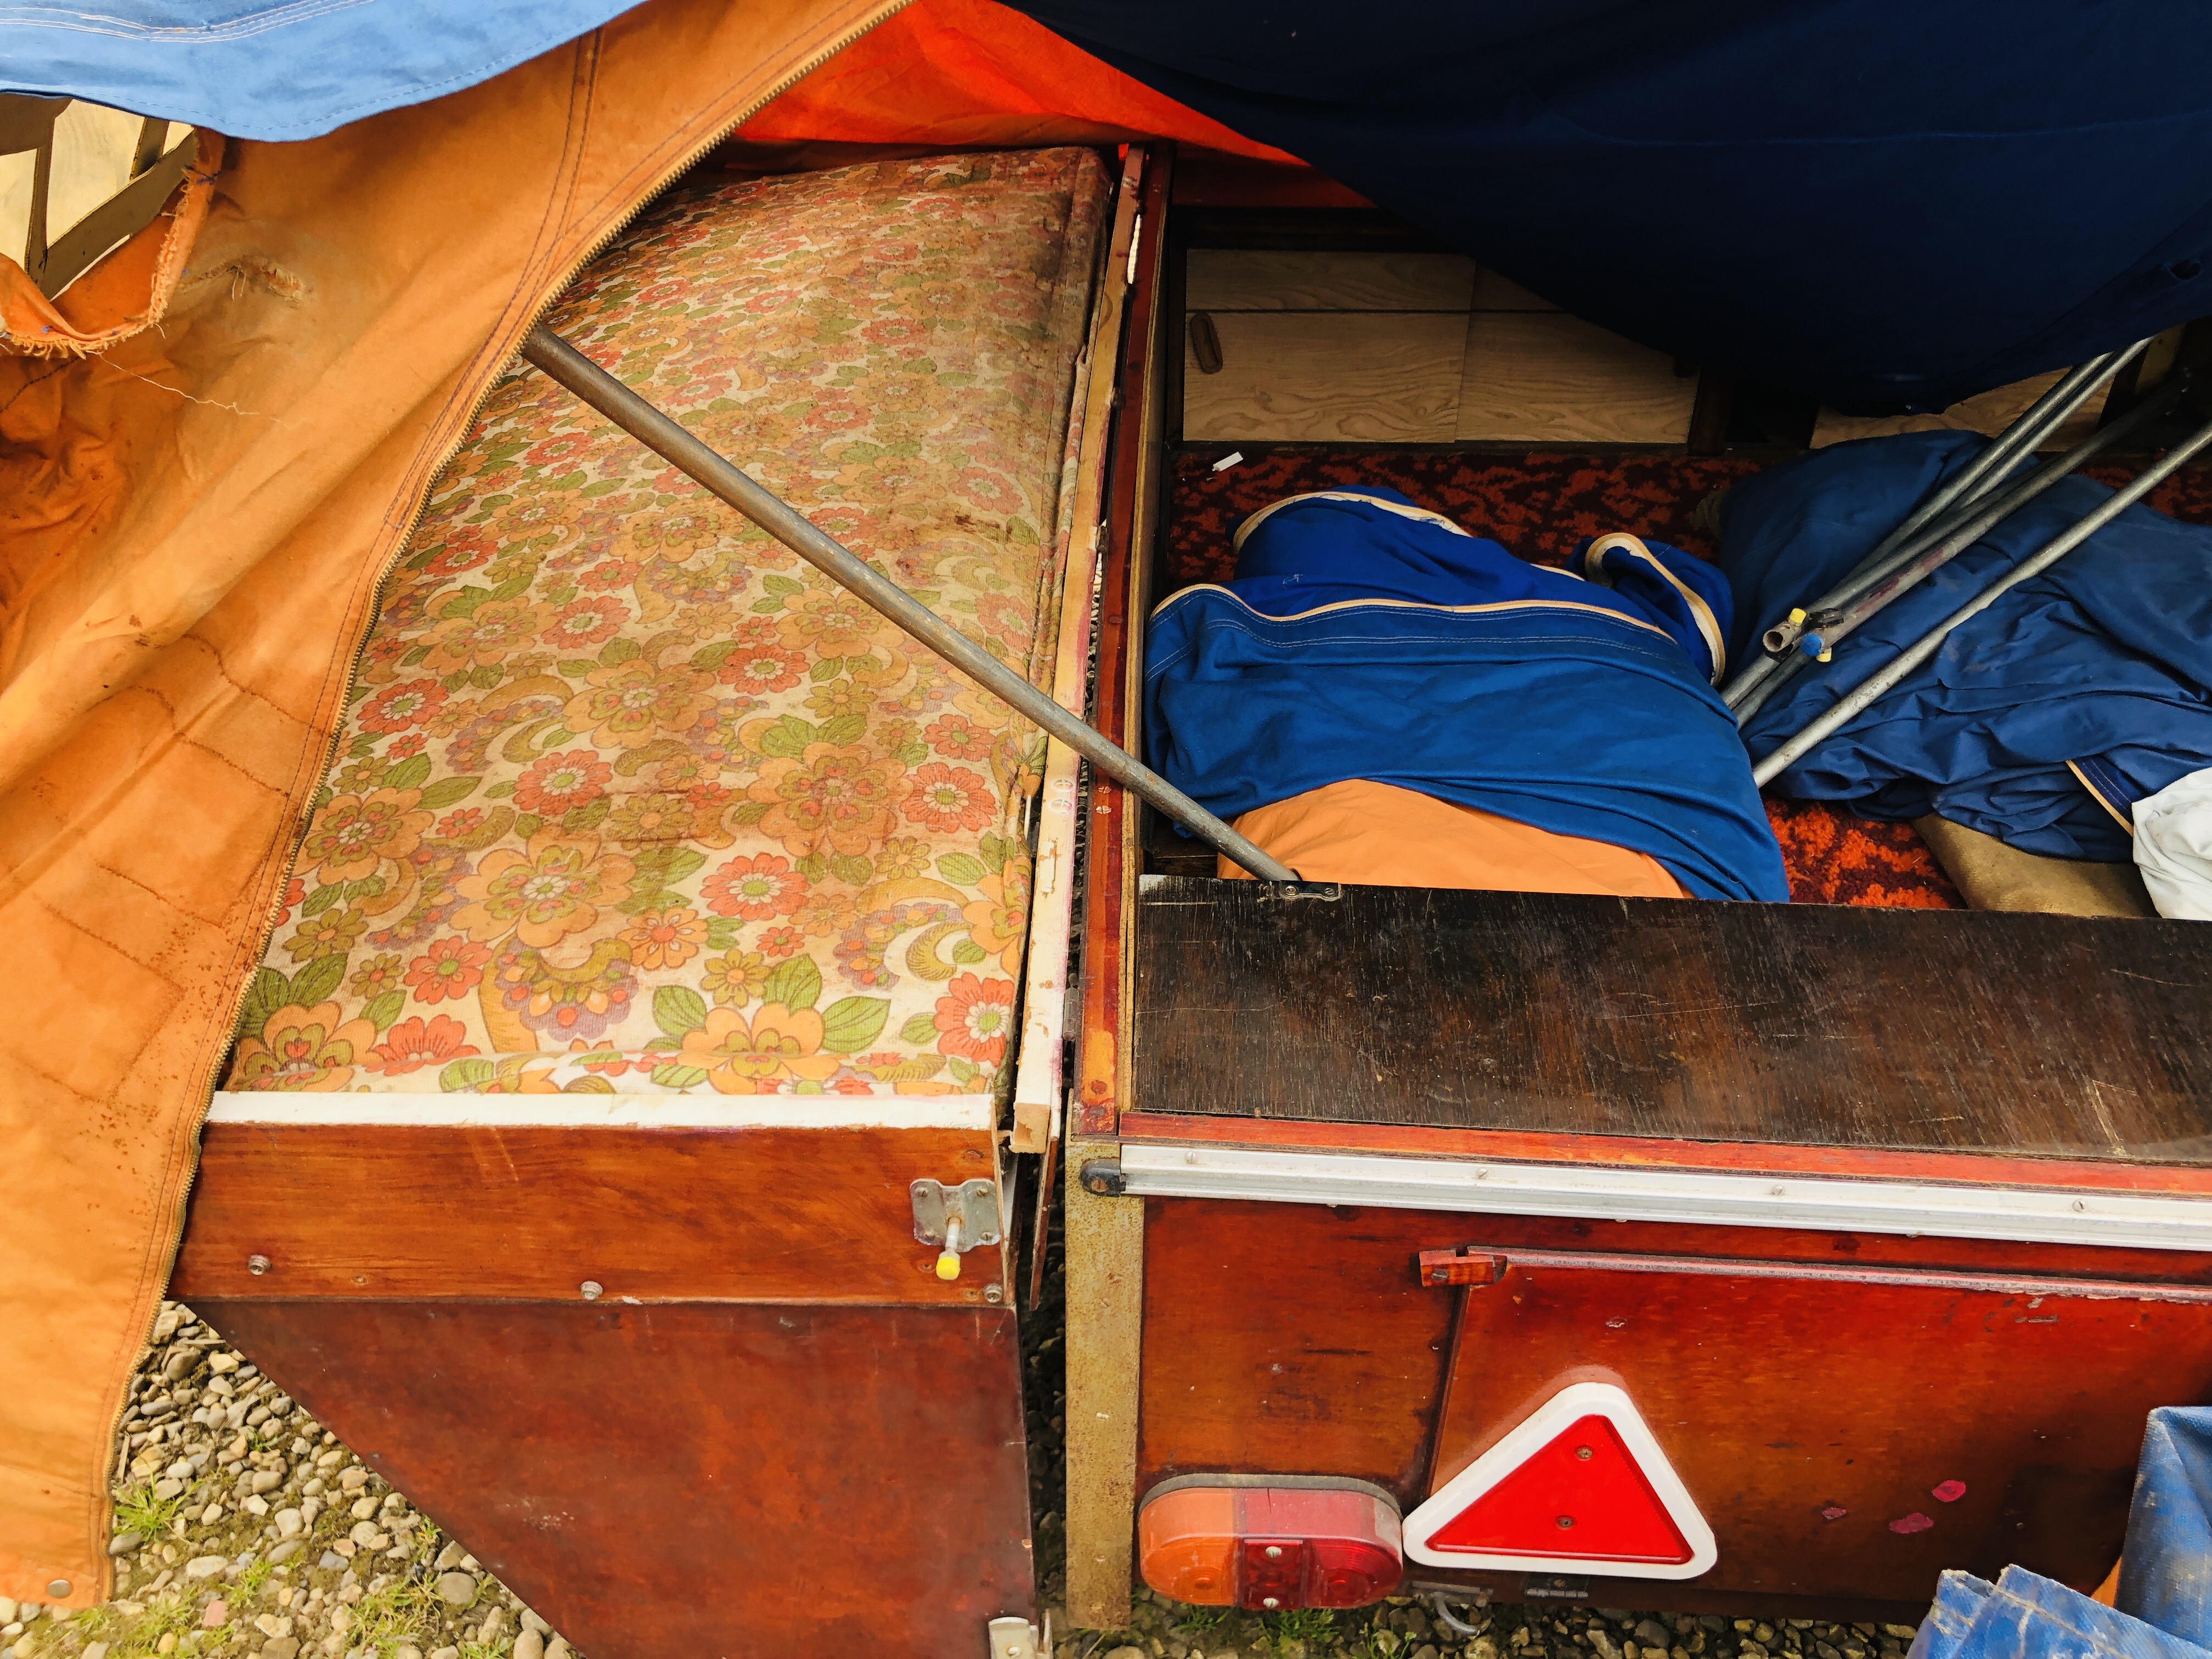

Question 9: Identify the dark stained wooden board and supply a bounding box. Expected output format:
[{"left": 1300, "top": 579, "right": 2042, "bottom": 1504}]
[
  {"left": 1133, "top": 879, "right": 2212, "bottom": 1161},
  {"left": 201, "top": 1299, "right": 1031, "bottom": 1659},
  {"left": 175, "top": 1122, "right": 1000, "bottom": 1304}
]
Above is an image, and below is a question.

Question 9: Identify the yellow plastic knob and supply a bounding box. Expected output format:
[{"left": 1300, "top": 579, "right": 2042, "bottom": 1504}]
[{"left": 936, "top": 1249, "right": 962, "bottom": 1281}]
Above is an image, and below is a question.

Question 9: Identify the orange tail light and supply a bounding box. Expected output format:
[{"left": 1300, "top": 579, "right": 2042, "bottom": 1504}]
[{"left": 1139, "top": 1476, "right": 1403, "bottom": 1610}]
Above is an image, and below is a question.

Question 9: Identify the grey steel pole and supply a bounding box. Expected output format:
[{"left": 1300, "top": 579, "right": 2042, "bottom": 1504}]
[
  {"left": 1752, "top": 413, "right": 2212, "bottom": 788},
  {"left": 1785, "top": 380, "right": 2186, "bottom": 660},
  {"left": 1725, "top": 360, "right": 2174, "bottom": 721},
  {"left": 521, "top": 324, "right": 1299, "bottom": 883},
  {"left": 1735, "top": 340, "right": 2148, "bottom": 681}
]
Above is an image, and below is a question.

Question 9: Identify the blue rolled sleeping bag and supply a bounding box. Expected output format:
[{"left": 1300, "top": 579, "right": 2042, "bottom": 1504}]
[{"left": 1144, "top": 487, "right": 1788, "bottom": 902}]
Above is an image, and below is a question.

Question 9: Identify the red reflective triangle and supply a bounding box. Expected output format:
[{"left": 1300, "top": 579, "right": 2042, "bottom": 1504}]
[{"left": 1427, "top": 1414, "right": 1693, "bottom": 1565}]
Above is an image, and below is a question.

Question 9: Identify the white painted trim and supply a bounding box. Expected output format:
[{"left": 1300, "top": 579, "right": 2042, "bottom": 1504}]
[
  {"left": 1116, "top": 1142, "right": 2212, "bottom": 1251},
  {"left": 1402, "top": 1382, "right": 1717, "bottom": 1578},
  {"left": 206, "top": 1090, "right": 998, "bottom": 1132}
]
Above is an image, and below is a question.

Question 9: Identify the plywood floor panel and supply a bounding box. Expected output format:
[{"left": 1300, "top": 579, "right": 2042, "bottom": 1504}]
[
  {"left": 1184, "top": 311, "right": 1467, "bottom": 442},
  {"left": 1457, "top": 310, "right": 1696, "bottom": 444},
  {"left": 1186, "top": 247, "right": 1476, "bottom": 312}
]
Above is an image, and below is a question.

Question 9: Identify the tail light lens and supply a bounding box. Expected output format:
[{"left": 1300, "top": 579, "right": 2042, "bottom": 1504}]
[{"left": 1139, "top": 1478, "right": 1402, "bottom": 1610}]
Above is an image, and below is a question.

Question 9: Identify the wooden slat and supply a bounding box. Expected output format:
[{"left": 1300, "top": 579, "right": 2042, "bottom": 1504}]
[
  {"left": 175, "top": 1122, "right": 1003, "bottom": 1304},
  {"left": 203, "top": 1299, "right": 1031, "bottom": 1659},
  {"left": 1183, "top": 311, "right": 1467, "bottom": 442},
  {"left": 1457, "top": 309, "right": 1696, "bottom": 443},
  {"left": 1186, "top": 248, "right": 1475, "bottom": 312},
  {"left": 1131, "top": 879, "right": 2212, "bottom": 1165}
]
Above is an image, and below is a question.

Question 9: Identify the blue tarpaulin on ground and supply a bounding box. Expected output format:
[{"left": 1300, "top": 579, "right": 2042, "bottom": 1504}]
[
  {"left": 1720, "top": 433, "right": 2212, "bottom": 862},
  {"left": 1011, "top": 0, "right": 2212, "bottom": 411},
  {"left": 1144, "top": 488, "right": 1787, "bottom": 902},
  {"left": 1910, "top": 1409, "right": 2212, "bottom": 1659},
  {"left": 0, "top": 1, "right": 641, "bottom": 139}
]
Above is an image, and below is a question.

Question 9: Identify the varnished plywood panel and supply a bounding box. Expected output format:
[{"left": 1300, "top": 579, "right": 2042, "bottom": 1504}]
[
  {"left": 175, "top": 1122, "right": 999, "bottom": 1304},
  {"left": 202, "top": 1299, "right": 1031, "bottom": 1659},
  {"left": 1432, "top": 1251, "right": 2212, "bottom": 1601},
  {"left": 1457, "top": 309, "right": 1696, "bottom": 443},
  {"left": 1186, "top": 248, "right": 1476, "bottom": 312},
  {"left": 1183, "top": 311, "right": 1467, "bottom": 442},
  {"left": 1139, "top": 1198, "right": 1459, "bottom": 1505},
  {"left": 1131, "top": 879, "right": 2212, "bottom": 1160}
]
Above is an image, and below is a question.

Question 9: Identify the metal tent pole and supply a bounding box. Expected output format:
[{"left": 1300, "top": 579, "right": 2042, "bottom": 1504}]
[
  {"left": 1725, "top": 340, "right": 2148, "bottom": 710},
  {"left": 1779, "top": 379, "right": 2186, "bottom": 661},
  {"left": 520, "top": 325, "right": 1299, "bottom": 883},
  {"left": 1752, "top": 412, "right": 2212, "bottom": 788}
]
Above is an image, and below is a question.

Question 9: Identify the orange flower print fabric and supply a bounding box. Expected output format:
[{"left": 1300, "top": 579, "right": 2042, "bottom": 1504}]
[{"left": 224, "top": 149, "right": 1108, "bottom": 1099}]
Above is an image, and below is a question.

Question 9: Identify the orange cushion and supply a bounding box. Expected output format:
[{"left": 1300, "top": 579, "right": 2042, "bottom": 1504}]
[{"left": 1218, "top": 778, "right": 1690, "bottom": 898}]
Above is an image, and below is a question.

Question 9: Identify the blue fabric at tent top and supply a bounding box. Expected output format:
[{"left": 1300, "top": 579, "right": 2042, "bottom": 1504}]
[
  {"left": 1144, "top": 488, "right": 1787, "bottom": 902},
  {"left": 0, "top": 1, "right": 645, "bottom": 140},
  {"left": 1009, "top": 0, "right": 2212, "bottom": 413},
  {"left": 1723, "top": 433, "right": 2212, "bottom": 862}
]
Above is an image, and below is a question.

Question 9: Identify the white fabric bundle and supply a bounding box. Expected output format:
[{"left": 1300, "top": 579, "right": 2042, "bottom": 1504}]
[{"left": 2134, "top": 768, "right": 2212, "bottom": 921}]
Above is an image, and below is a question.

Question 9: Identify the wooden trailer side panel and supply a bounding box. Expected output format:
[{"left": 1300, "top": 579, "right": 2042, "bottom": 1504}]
[
  {"left": 1137, "top": 1198, "right": 2212, "bottom": 1621},
  {"left": 1431, "top": 1250, "right": 2212, "bottom": 1603},
  {"left": 193, "top": 1299, "right": 1033, "bottom": 1659}
]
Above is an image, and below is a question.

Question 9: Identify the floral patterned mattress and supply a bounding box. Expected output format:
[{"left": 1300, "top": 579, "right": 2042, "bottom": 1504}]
[{"left": 224, "top": 148, "right": 1110, "bottom": 1097}]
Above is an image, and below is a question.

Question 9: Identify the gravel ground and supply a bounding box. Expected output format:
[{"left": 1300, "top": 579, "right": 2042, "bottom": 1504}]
[
  {"left": 19, "top": 1296, "right": 1920, "bottom": 1659},
  {"left": 8, "top": 1304, "right": 566, "bottom": 1659}
]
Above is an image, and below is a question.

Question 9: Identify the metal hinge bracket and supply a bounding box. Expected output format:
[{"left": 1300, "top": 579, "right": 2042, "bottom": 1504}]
[
  {"left": 988, "top": 1615, "right": 1042, "bottom": 1659},
  {"left": 912, "top": 1178, "right": 1001, "bottom": 1282}
]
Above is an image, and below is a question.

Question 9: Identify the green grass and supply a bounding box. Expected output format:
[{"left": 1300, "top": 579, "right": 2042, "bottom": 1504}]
[{"left": 112, "top": 1483, "right": 186, "bottom": 1543}]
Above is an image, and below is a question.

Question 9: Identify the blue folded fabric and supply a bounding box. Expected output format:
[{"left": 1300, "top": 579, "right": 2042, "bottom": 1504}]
[
  {"left": 1912, "top": 1568, "right": 2205, "bottom": 1659},
  {"left": 2119, "top": 1409, "right": 2212, "bottom": 1645},
  {"left": 1723, "top": 433, "right": 2212, "bottom": 860},
  {"left": 1145, "top": 488, "right": 1787, "bottom": 902}
]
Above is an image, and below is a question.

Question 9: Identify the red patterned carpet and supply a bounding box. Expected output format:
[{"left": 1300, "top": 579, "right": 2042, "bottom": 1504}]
[{"left": 1164, "top": 446, "right": 2212, "bottom": 910}]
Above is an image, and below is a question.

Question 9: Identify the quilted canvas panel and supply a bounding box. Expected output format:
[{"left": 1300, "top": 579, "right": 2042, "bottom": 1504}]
[{"left": 224, "top": 147, "right": 1109, "bottom": 1096}]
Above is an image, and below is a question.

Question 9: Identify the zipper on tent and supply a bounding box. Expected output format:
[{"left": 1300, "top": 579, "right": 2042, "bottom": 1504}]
[{"left": 113, "top": 0, "right": 917, "bottom": 1598}]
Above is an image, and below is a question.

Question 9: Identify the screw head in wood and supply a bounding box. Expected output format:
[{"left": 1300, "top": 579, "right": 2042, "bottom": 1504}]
[
  {"left": 579, "top": 1280, "right": 603, "bottom": 1301},
  {"left": 983, "top": 1283, "right": 1004, "bottom": 1304},
  {"left": 246, "top": 1255, "right": 272, "bottom": 1276}
]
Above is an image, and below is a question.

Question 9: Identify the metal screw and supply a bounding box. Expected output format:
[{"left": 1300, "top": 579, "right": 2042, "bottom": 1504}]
[
  {"left": 1265, "top": 1545, "right": 1283, "bottom": 1559},
  {"left": 579, "top": 1280, "right": 603, "bottom": 1301},
  {"left": 1557, "top": 1515, "right": 1575, "bottom": 1528},
  {"left": 1576, "top": 1445, "right": 1592, "bottom": 1461},
  {"left": 983, "top": 1283, "right": 1005, "bottom": 1304},
  {"left": 246, "top": 1255, "right": 272, "bottom": 1277}
]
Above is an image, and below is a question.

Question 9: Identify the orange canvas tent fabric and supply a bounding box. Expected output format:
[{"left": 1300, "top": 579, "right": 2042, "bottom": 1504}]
[
  {"left": 0, "top": 0, "right": 1282, "bottom": 1605},
  {"left": 736, "top": 0, "right": 1301, "bottom": 161}
]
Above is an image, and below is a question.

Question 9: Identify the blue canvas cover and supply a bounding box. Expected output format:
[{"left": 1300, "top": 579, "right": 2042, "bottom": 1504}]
[
  {"left": 0, "top": 1, "right": 642, "bottom": 139},
  {"left": 2120, "top": 1409, "right": 2212, "bottom": 1646},
  {"left": 1911, "top": 1568, "right": 2202, "bottom": 1659},
  {"left": 1011, "top": 0, "right": 2212, "bottom": 412},
  {"left": 1723, "top": 433, "right": 2212, "bottom": 862},
  {"left": 1908, "top": 1409, "right": 2212, "bottom": 1659},
  {"left": 1144, "top": 488, "right": 1787, "bottom": 902}
]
